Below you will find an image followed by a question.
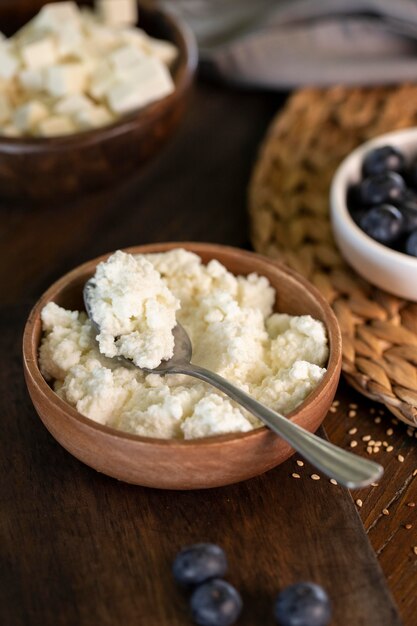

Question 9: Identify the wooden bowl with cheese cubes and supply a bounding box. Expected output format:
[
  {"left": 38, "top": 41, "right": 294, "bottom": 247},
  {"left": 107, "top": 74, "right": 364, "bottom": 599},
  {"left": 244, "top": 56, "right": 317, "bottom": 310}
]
[
  {"left": 23, "top": 242, "right": 342, "bottom": 490},
  {"left": 0, "top": 1, "right": 197, "bottom": 200}
]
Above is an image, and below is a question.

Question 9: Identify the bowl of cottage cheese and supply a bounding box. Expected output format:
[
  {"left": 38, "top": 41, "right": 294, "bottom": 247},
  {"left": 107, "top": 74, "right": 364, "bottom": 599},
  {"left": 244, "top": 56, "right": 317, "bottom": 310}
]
[{"left": 23, "top": 243, "right": 342, "bottom": 489}]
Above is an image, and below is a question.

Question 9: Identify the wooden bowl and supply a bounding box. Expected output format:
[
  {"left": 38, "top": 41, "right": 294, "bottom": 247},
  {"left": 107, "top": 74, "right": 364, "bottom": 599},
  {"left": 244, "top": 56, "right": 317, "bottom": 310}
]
[
  {"left": 23, "top": 243, "right": 342, "bottom": 489},
  {"left": 0, "top": 2, "right": 197, "bottom": 200}
]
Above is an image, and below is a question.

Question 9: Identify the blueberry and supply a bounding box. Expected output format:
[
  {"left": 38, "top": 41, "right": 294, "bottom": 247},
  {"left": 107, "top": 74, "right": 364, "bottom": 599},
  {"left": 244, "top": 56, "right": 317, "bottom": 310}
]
[
  {"left": 274, "top": 582, "right": 331, "bottom": 626},
  {"left": 397, "top": 198, "right": 417, "bottom": 233},
  {"left": 359, "top": 204, "right": 404, "bottom": 245},
  {"left": 359, "top": 172, "right": 406, "bottom": 206},
  {"left": 362, "top": 145, "right": 405, "bottom": 177},
  {"left": 190, "top": 579, "right": 242, "bottom": 626},
  {"left": 173, "top": 544, "right": 227, "bottom": 587},
  {"left": 405, "top": 229, "right": 417, "bottom": 256}
]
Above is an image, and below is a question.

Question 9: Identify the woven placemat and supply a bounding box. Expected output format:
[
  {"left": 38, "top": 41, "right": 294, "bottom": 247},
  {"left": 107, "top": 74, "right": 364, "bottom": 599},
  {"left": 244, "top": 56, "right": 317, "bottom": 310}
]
[{"left": 249, "top": 85, "right": 417, "bottom": 427}]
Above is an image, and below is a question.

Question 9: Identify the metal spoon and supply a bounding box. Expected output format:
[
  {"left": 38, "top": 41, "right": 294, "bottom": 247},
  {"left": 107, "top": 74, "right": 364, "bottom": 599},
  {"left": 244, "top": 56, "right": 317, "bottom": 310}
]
[{"left": 84, "top": 281, "right": 383, "bottom": 489}]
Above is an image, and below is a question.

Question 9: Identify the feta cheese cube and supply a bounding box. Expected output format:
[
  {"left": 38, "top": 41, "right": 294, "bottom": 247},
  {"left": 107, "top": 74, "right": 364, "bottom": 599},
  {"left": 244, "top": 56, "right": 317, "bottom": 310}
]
[
  {"left": 34, "top": 2, "right": 81, "bottom": 33},
  {"left": 54, "top": 93, "right": 94, "bottom": 115},
  {"left": 97, "top": 0, "right": 138, "bottom": 26},
  {"left": 18, "top": 67, "right": 45, "bottom": 92},
  {"left": 0, "top": 94, "right": 11, "bottom": 124},
  {"left": 106, "top": 57, "right": 174, "bottom": 115},
  {"left": 19, "top": 35, "right": 57, "bottom": 69},
  {"left": 54, "top": 23, "right": 84, "bottom": 60},
  {"left": 74, "top": 104, "right": 114, "bottom": 129},
  {"left": 83, "top": 22, "right": 120, "bottom": 52},
  {"left": 87, "top": 61, "right": 115, "bottom": 99},
  {"left": 119, "top": 27, "right": 149, "bottom": 50},
  {"left": 36, "top": 114, "right": 77, "bottom": 136},
  {"left": 13, "top": 100, "right": 49, "bottom": 132},
  {"left": 108, "top": 44, "right": 146, "bottom": 72},
  {"left": 45, "top": 63, "right": 88, "bottom": 97},
  {"left": 0, "top": 46, "right": 20, "bottom": 79},
  {"left": 145, "top": 37, "right": 178, "bottom": 66}
]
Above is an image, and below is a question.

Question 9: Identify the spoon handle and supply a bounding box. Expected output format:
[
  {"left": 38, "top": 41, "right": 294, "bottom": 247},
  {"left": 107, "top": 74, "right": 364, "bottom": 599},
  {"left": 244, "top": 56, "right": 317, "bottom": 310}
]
[{"left": 178, "top": 364, "right": 383, "bottom": 489}]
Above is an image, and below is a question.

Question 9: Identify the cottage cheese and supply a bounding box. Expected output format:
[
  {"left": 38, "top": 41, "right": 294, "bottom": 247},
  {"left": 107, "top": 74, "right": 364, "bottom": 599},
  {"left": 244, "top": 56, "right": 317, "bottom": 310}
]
[
  {"left": 87, "top": 250, "right": 179, "bottom": 369},
  {"left": 39, "top": 249, "right": 329, "bottom": 439}
]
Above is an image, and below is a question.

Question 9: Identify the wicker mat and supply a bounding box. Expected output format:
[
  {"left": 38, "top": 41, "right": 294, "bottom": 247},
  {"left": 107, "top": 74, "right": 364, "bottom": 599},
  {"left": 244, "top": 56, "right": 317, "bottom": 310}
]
[{"left": 249, "top": 85, "right": 417, "bottom": 428}]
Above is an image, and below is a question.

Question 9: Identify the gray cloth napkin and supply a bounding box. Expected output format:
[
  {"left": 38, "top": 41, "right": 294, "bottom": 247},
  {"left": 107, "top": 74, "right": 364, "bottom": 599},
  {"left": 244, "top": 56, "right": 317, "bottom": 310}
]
[{"left": 160, "top": 0, "right": 417, "bottom": 87}]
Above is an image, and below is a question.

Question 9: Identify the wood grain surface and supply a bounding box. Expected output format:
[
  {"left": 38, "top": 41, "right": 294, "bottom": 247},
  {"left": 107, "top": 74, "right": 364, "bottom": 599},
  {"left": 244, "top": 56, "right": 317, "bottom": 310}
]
[{"left": 0, "top": 70, "right": 415, "bottom": 624}]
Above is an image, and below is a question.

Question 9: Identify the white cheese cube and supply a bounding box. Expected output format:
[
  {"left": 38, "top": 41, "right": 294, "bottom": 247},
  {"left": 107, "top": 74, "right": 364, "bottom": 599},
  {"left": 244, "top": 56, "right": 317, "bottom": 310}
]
[
  {"left": 54, "top": 23, "right": 84, "bottom": 60},
  {"left": 119, "top": 27, "right": 149, "bottom": 50},
  {"left": 145, "top": 37, "right": 178, "bottom": 66},
  {"left": 74, "top": 104, "right": 114, "bottom": 129},
  {"left": 34, "top": 2, "right": 81, "bottom": 33},
  {"left": 54, "top": 93, "right": 94, "bottom": 115},
  {"left": 106, "top": 57, "right": 174, "bottom": 115},
  {"left": 36, "top": 114, "right": 77, "bottom": 136},
  {"left": 18, "top": 67, "right": 45, "bottom": 92},
  {"left": 0, "top": 46, "right": 20, "bottom": 79},
  {"left": 0, "top": 93, "right": 11, "bottom": 124},
  {"left": 83, "top": 22, "right": 120, "bottom": 52},
  {"left": 19, "top": 35, "right": 57, "bottom": 69},
  {"left": 13, "top": 100, "right": 49, "bottom": 132},
  {"left": 45, "top": 63, "right": 88, "bottom": 97},
  {"left": 108, "top": 44, "right": 146, "bottom": 72},
  {"left": 87, "top": 61, "right": 116, "bottom": 99},
  {"left": 0, "top": 123, "right": 21, "bottom": 137},
  {"left": 97, "top": 0, "right": 138, "bottom": 26}
]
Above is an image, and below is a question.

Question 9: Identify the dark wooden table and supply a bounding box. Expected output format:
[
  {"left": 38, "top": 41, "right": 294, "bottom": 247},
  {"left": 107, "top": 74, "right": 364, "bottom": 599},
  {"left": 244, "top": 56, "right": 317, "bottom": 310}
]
[{"left": 1, "top": 78, "right": 416, "bottom": 625}]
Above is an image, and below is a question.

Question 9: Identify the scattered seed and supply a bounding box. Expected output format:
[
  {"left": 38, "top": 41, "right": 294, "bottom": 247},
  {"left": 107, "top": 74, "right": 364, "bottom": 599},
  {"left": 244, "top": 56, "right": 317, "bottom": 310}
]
[
  {"left": 371, "top": 483, "right": 379, "bottom": 487},
  {"left": 296, "top": 460, "right": 304, "bottom": 467},
  {"left": 413, "top": 469, "right": 417, "bottom": 477},
  {"left": 348, "top": 427, "right": 358, "bottom": 435},
  {"left": 413, "top": 546, "right": 417, "bottom": 556},
  {"left": 375, "top": 441, "right": 382, "bottom": 447},
  {"left": 311, "top": 474, "right": 320, "bottom": 481},
  {"left": 391, "top": 418, "right": 398, "bottom": 424},
  {"left": 382, "top": 508, "right": 389, "bottom": 516},
  {"left": 386, "top": 445, "right": 394, "bottom": 453},
  {"left": 333, "top": 400, "right": 340, "bottom": 407},
  {"left": 292, "top": 473, "right": 301, "bottom": 479},
  {"left": 398, "top": 455, "right": 405, "bottom": 463},
  {"left": 350, "top": 440, "right": 358, "bottom": 448},
  {"left": 405, "top": 524, "right": 412, "bottom": 530},
  {"left": 330, "top": 478, "right": 338, "bottom": 485},
  {"left": 379, "top": 409, "right": 385, "bottom": 415},
  {"left": 362, "top": 435, "right": 371, "bottom": 442},
  {"left": 329, "top": 406, "right": 337, "bottom": 413},
  {"left": 369, "top": 440, "right": 376, "bottom": 446},
  {"left": 370, "top": 408, "right": 376, "bottom": 414},
  {"left": 356, "top": 499, "right": 363, "bottom": 508},
  {"left": 374, "top": 417, "right": 381, "bottom": 424},
  {"left": 383, "top": 441, "right": 388, "bottom": 447},
  {"left": 386, "top": 428, "right": 394, "bottom": 436},
  {"left": 348, "top": 410, "right": 357, "bottom": 418},
  {"left": 349, "top": 403, "right": 358, "bottom": 409},
  {"left": 407, "top": 502, "right": 416, "bottom": 508},
  {"left": 367, "top": 446, "right": 373, "bottom": 454},
  {"left": 373, "top": 447, "right": 380, "bottom": 453},
  {"left": 406, "top": 428, "right": 413, "bottom": 437}
]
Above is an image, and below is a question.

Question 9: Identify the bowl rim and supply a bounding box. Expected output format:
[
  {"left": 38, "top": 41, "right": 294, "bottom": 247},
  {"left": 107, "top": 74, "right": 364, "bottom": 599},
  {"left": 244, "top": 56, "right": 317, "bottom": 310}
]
[
  {"left": 330, "top": 126, "right": 417, "bottom": 269},
  {"left": 0, "top": 5, "right": 198, "bottom": 150},
  {"left": 23, "top": 242, "right": 342, "bottom": 448}
]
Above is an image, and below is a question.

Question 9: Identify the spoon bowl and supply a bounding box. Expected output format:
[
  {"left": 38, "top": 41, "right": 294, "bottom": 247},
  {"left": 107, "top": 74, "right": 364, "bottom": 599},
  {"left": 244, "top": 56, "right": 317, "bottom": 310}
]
[{"left": 24, "top": 242, "right": 345, "bottom": 489}]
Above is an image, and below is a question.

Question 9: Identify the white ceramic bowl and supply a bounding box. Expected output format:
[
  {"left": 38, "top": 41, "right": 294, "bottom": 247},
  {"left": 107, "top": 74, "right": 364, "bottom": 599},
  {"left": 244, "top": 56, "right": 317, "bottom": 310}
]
[{"left": 330, "top": 128, "right": 417, "bottom": 301}]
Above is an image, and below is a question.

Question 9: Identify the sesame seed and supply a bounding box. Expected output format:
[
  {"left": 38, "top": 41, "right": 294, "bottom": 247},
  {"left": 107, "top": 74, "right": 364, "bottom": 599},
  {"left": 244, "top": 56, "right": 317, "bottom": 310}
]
[
  {"left": 296, "top": 460, "right": 304, "bottom": 467},
  {"left": 371, "top": 483, "right": 379, "bottom": 487},
  {"left": 398, "top": 455, "right": 405, "bottom": 463},
  {"left": 413, "top": 469, "right": 417, "bottom": 477},
  {"left": 407, "top": 428, "right": 413, "bottom": 437},
  {"left": 292, "top": 473, "right": 301, "bottom": 479},
  {"left": 333, "top": 400, "right": 340, "bottom": 407},
  {"left": 407, "top": 502, "right": 416, "bottom": 508},
  {"left": 369, "top": 440, "right": 375, "bottom": 446},
  {"left": 382, "top": 508, "right": 389, "bottom": 516},
  {"left": 386, "top": 445, "right": 394, "bottom": 453},
  {"left": 386, "top": 428, "right": 394, "bottom": 436},
  {"left": 373, "top": 447, "right": 380, "bottom": 454},
  {"left": 349, "top": 403, "right": 358, "bottom": 409},
  {"left": 383, "top": 441, "right": 388, "bottom": 447},
  {"left": 391, "top": 418, "right": 398, "bottom": 424},
  {"left": 375, "top": 441, "right": 382, "bottom": 447},
  {"left": 329, "top": 407, "right": 337, "bottom": 413},
  {"left": 413, "top": 546, "right": 417, "bottom": 556},
  {"left": 356, "top": 499, "right": 363, "bottom": 508},
  {"left": 370, "top": 408, "right": 376, "bottom": 414},
  {"left": 362, "top": 435, "right": 371, "bottom": 442},
  {"left": 348, "top": 410, "right": 357, "bottom": 418},
  {"left": 379, "top": 409, "right": 385, "bottom": 415},
  {"left": 348, "top": 427, "right": 358, "bottom": 435},
  {"left": 374, "top": 417, "right": 381, "bottom": 424},
  {"left": 350, "top": 440, "right": 358, "bottom": 448},
  {"left": 367, "top": 446, "right": 373, "bottom": 454},
  {"left": 311, "top": 474, "right": 320, "bottom": 481},
  {"left": 330, "top": 478, "right": 338, "bottom": 485},
  {"left": 405, "top": 524, "right": 412, "bottom": 530}
]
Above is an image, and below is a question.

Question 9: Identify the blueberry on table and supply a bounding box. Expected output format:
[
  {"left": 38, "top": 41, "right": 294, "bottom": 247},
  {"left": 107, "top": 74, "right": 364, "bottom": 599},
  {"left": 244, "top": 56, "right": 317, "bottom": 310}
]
[
  {"left": 190, "top": 579, "right": 242, "bottom": 626},
  {"left": 359, "top": 172, "right": 406, "bottom": 205},
  {"left": 405, "top": 230, "right": 417, "bottom": 256},
  {"left": 172, "top": 543, "right": 228, "bottom": 587},
  {"left": 359, "top": 204, "right": 404, "bottom": 245},
  {"left": 274, "top": 582, "right": 331, "bottom": 626},
  {"left": 362, "top": 145, "right": 405, "bottom": 177}
]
